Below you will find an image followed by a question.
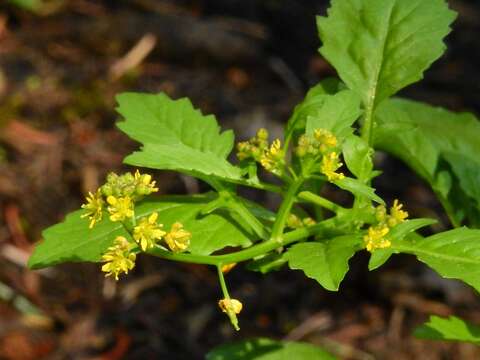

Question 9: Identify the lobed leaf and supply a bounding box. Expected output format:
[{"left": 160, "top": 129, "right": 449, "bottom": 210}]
[
  {"left": 393, "top": 228, "right": 480, "bottom": 292},
  {"left": 334, "top": 177, "right": 384, "bottom": 204},
  {"left": 317, "top": 0, "right": 456, "bottom": 109},
  {"left": 206, "top": 338, "right": 337, "bottom": 360},
  {"left": 285, "top": 235, "right": 362, "bottom": 291},
  {"left": 375, "top": 98, "right": 480, "bottom": 226},
  {"left": 28, "top": 194, "right": 255, "bottom": 269},
  {"left": 116, "top": 92, "right": 242, "bottom": 181},
  {"left": 342, "top": 135, "right": 373, "bottom": 181},
  {"left": 414, "top": 316, "right": 480, "bottom": 345}
]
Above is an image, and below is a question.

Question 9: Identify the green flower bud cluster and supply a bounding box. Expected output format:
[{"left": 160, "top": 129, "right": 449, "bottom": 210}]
[
  {"left": 236, "top": 128, "right": 269, "bottom": 162},
  {"left": 100, "top": 170, "right": 159, "bottom": 199},
  {"left": 295, "top": 129, "right": 338, "bottom": 158}
]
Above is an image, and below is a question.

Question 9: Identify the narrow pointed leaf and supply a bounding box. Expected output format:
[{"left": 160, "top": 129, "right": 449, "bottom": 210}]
[{"left": 414, "top": 316, "right": 480, "bottom": 344}]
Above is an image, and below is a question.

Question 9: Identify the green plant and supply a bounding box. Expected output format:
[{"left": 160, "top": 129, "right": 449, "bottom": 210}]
[{"left": 28, "top": 0, "right": 480, "bottom": 357}]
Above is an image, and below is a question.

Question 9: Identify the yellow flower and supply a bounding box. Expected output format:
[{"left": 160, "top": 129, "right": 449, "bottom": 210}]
[
  {"left": 321, "top": 152, "right": 345, "bottom": 181},
  {"left": 133, "top": 212, "right": 166, "bottom": 251},
  {"left": 101, "top": 236, "right": 136, "bottom": 280},
  {"left": 363, "top": 224, "right": 391, "bottom": 252},
  {"left": 314, "top": 128, "right": 338, "bottom": 153},
  {"left": 134, "top": 170, "right": 159, "bottom": 195},
  {"left": 165, "top": 222, "right": 191, "bottom": 252},
  {"left": 107, "top": 196, "right": 134, "bottom": 222},
  {"left": 260, "top": 139, "right": 284, "bottom": 174},
  {"left": 388, "top": 199, "right": 408, "bottom": 227},
  {"left": 81, "top": 190, "right": 104, "bottom": 228},
  {"left": 218, "top": 298, "right": 243, "bottom": 315}
]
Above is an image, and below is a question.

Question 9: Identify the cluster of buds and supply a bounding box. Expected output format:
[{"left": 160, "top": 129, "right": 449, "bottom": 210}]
[
  {"left": 286, "top": 213, "right": 316, "bottom": 229},
  {"left": 295, "top": 128, "right": 344, "bottom": 181},
  {"left": 364, "top": 200, "right": 409, "bottom": 252},
  {"left": 236, "top": 128, "right": 285, "bottom": 176},
  {"left": 81, "top": 170, "right": 158, "bottom": 228},
  {"left": 80, "top": 171, "right": 192, "bottom": 280}
]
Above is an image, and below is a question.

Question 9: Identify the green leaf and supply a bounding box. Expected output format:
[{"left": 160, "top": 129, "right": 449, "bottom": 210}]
[
  {"left": 28, "top": 194, "right": 255, "bottom": 269},
  {"left": 317, "top": 0, "right": 456, "bottom": 108},
  {"left": 305, "top": 90, "right": 362, "bottom": 140},
  {"left": 342, "top": 135, "right": 373, "bottom": 181},
  {"left": 334, "top": 177, "right": 384, "bottom": 205},
  {"left": 375, "top": 98, "right": 480, "bottom": 226},
  {"left": 206, "top": 338, "right": 337, "bottom": 360},
  {"left": 414, "top": 316, "right": 480, "bottom": 345},
  {"left": 285, "top": 235, "right": 362, "bottom": 291},
  {"left": 116, "top": 92, "right": 241, "bottom": 181},
  {"left": 368, "top": 219, "right": 436, "bottom": 271},
  {"left": 393, "top": 228, "right": 480, "bottom": 292},
  {"left": 285, "top": 78, "right": 343, "bottom": 140}
]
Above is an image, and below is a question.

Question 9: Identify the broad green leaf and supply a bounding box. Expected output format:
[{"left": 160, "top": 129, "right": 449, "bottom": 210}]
[
  {"left": 317, "top": 0, "right": 456, "bottom": 109},
  {"left": 342, "top": 135, "right": 373, "bottom": 181},
  {"left": 375, "top": 98, "right": 480, "bottom": 226},
  {"left": 368, "top": 219, "right": 436, "bottom": 270},
  {"left": 393, "top": 228, "right": 480, "bottom": 292},
  {"left": 28, "top": 194, "right": 255, "bottom": 269},
  {"left": 207, "top": 338, "right": 336, "bottom": 360},
  {"left": 285, "top": 78, "right": 342, "bottom": 140},
  {"left": 285, "top": 235, "right": 362, "bottom": 291},
  {"left": 414, "top": 316, "right": 480, "bottom": 345},
  {"left": 116, "top": 93, "right": 242, "bottom": 181},
  {"left": 334, "top": 177, "right": 384, "bottom": 205},
  {"left": 305, "top": 90, "right": 362, "bottom": 140}
]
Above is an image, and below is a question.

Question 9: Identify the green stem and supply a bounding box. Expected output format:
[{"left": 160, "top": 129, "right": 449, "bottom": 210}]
[
  {"left": 221, "top": 191, "right": 269, "bottom": 240},
  {"left": 297, "top": 191, "right": 346, "bottom": 213},
  {"left": 148, "top": 217, "right": 336, "bottom": 266},
  {"left": 226, "top": 178, "right": 282, "bottom": 194},
  {"left": 217, "top": 265, "right": 231, "bottom": 298},
  {"left": 270, "top": 177, "right": 304, "bottom": 242}
]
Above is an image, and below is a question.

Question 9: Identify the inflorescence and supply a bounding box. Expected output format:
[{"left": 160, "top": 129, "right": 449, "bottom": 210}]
[
  {"left": 363, "top": 200, "right": 409, "bottom": 252},
  {"left": 80, "top": 170, "right": 192, "bottom": 280}
]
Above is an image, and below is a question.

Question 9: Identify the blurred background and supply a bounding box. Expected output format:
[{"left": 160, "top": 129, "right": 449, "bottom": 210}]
[{"left": 0, "top": 0, "right": 479, "bottom": 359}]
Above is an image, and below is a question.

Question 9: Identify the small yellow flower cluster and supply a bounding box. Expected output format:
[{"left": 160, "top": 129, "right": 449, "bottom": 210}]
[
  {"left": 133, "top": 212, "right": 166, "bottom": 251},
  {"left": 164, "top": 222, "right": 191, "bottom": 253},
  {"left": 286, "top": 213, "right": 316, "bottom": 229},
  {"left": 236, "top": 128, "right": 285, "bottom": 176},
  {"left": 81, "top": 190, "right": 104, "bottom": 228},
  {"left": 81, "top": 170, "right": 159, "bottom": 228},
  {"left": 321, "top": 151, "right": 345, "bottom": 181},
  {"left": 101, "top": 236, "right": 137, "bottom": 280},
  {"left": 236, "top": 128, "right": 269, "bottom": 161},
  {"left": 80, "top": 171, "right": 192, "bottom": 281},
  {"left": 364, "top": 199, "right": 409, "bottom": 252},
  {"left": 259, "top": 139, "right": 284, "bottom": 175},
  {"left": 296, "top": 128, "right": 344, "bottom": 181}
]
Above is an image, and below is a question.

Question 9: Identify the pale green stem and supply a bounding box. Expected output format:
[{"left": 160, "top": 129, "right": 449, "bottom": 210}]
[{"left": 297, "top": 191, "right": 346, "bottom": 213}]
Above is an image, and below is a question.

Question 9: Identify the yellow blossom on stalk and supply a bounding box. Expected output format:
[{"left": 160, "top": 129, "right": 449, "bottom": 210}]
[
  {"left": 107, "top": 196, "right": 134, "bottom": 222},
  {"left": 321, "top": 152, "right": 344, "bottom": 181},
  {"left": 388, "top": 199, "right": 408, "bottom": 227},
  {"left": 314, "top": 128, "right": 338, "bottom": 153},
  {"left": 165, "top": 222, "right": 191, "bottom": 252},
  {"left": 133, "top": 212, "right": 166, "bottom": 251},
  {"left": 363, "top": 224, "right": 391, "bottom": 252},
  {"left": 134, "top": 170, "right": 159, "bottom": 195},
  {"left": 260, "top": 139, "right": 284, "bottom": 174},
  {"left": 218, "top": 298, "right": 243, "bottom": 315},
  {"left": 81, "top": 190, "right": 104, "bottom": 228},
  {"left": 101, "top": 236, "right": 136, "bottom": 280}
]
